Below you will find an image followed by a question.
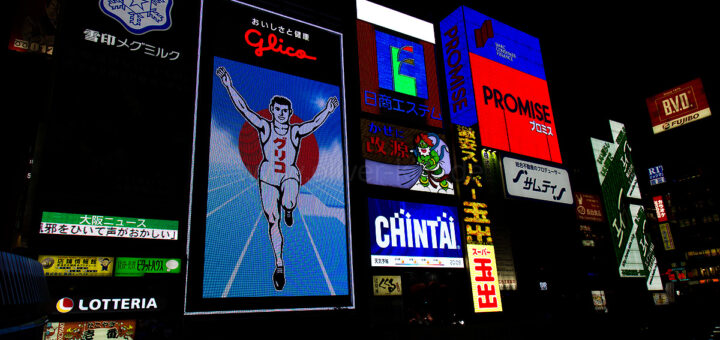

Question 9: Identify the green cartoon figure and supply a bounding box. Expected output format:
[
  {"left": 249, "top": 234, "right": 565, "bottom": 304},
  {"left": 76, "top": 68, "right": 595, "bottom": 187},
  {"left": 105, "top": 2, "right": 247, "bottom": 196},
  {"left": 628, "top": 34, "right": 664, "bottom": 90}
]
[{"left": 413, "top": 133, "right": 450, "bottom": 191}]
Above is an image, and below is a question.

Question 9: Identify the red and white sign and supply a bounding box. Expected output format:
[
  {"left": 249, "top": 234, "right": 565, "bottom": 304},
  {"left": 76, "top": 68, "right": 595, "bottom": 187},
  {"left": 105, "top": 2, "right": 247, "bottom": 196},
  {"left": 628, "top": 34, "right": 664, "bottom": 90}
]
[
  {"left": 470, "top": 54, "right": 562, "bottom": 163},
  {"left": 647, "top": 78, "right": 711, "bottom": 134},
  {"left": 467, "top": 244, "right": 502, "bottom": 313},
  {"left": 654, "top": 196, "right": 667, "bottom": 222}
]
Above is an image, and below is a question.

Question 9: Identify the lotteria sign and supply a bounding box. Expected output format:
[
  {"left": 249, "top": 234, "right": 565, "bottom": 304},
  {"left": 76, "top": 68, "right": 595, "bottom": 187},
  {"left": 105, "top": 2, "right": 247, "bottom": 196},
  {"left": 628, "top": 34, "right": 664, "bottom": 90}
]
[
  {"left": 55, "top": 297, "right": 160, "bottom": 314},
  {"left": 368, "top": 198, "right": 463, "bottom": 268},
  {"left": 440, "top": 7, "right": 562, "bottom": 163}
]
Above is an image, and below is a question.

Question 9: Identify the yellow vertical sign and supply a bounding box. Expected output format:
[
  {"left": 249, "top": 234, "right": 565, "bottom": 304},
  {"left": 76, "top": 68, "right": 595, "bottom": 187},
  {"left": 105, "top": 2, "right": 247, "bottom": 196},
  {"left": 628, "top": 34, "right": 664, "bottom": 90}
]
[{"left": 467, "top": 244, "right": 502, "bottom": 313}]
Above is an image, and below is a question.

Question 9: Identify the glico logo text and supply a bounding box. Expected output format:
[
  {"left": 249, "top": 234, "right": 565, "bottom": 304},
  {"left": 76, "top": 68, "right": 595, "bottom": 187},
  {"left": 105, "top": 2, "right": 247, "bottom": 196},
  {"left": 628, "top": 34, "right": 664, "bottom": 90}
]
[{"left": 244, "top": 29, "right": 317, "bottom": 61}]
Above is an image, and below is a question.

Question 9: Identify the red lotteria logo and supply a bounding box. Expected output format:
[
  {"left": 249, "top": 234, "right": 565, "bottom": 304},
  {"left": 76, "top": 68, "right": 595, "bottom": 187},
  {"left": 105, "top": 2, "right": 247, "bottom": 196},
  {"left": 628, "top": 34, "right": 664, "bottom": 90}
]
[
  {"left": 56, "top": 297, "right": 74, "bottom": 313},
  {"left": 244, "top": 29, "right": 317, "bottom": 61}
]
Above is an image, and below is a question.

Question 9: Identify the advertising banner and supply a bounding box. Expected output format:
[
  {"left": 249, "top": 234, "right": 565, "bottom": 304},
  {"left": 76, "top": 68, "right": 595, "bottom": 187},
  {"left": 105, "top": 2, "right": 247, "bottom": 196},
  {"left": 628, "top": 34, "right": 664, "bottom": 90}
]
[
  {"left": 502, "top": 156, "right": 572, "bottom": 204},
  {"left": 440, "top": 7, "right": 561, "bottom": 163},
  {"left": 372, "top": 275, "right": 402, "bottom": 296},
  {"left": 362, "top": 119, "right": 453, "bottom": 194},
  {"left": 591, "top": 290, "right": 608, "bottom": 313},
  {"left": 114, "top": 257, "right": 181, "bottom": 277},
  {"left": 43, "top": 320, "right": 136, "bottom": 340},
  {"left": 575, "top": 193, "right": 605, "bottom": 222},
  {"left": 467, "top": 244, "right": 502, "bottom": 313},
  {"left": 654, "top": 196, "right": 668, "bottom": 222},
  {"left": 646, "top": 78, "right": 711, "bottom": 134},
  {"left": 54, "top": 296, "right": 161, "bottom": 314},
  {"left": 186, "top": 0, "right": 353, "bottom": 314},
  {"left": 648, "top": 165, "right": 666, "bottom": 186},
  {"left": 356, "top": 1, "right": 443, "bottom": 128},
  {"left": 39, "top": 255, "right": 114, "bottom": 277},
  {"left": 591, "top": 121, "right": 661, "bottom": 290},
  {"left": 659, "top": 223, "right": 675, "bottom": 251},
  {"left": 368, "top": 198, "right": 463, "bottom": 268},
  {"left": 39, "top": 212, "right": 178, "bottom": 240}
]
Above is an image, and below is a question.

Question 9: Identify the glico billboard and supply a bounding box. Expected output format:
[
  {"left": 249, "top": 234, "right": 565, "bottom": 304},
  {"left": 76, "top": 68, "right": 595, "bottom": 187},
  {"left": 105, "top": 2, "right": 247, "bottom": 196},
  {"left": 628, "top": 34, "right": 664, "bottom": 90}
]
[
  {"left": 440, "top": 7, "right": 562, "bottom": 163},
  {"left": 186, "top": 0, "right": 353, "bottom": 314}
]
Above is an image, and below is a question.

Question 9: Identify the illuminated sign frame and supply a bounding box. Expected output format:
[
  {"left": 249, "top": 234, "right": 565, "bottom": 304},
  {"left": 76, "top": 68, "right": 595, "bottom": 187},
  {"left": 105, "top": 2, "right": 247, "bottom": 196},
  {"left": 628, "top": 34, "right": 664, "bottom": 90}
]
[
  {"left": 356, "top": 1, "right": 443, "bottom": 128},
  {"left": 440, "top": 6, "right": 562, "bottom": 163},
  {"left": 39, "top": 212, "right": 178, "bottom": 240},
  {"left": 368, "top": 198, "right": 463, "bottom": 268},
  {"left": 646, "top": 78, "right": 711, "bottom": 134},
  {"left": 185, "top": 0, "right": 354, "bottom": 314}
]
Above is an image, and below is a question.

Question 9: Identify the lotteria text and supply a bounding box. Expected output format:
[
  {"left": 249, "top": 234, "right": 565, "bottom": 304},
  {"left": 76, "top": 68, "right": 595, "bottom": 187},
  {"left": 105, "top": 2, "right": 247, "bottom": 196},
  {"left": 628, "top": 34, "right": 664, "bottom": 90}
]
[{"left": 76, "top": 297, "right": 158, "bottom": 311}]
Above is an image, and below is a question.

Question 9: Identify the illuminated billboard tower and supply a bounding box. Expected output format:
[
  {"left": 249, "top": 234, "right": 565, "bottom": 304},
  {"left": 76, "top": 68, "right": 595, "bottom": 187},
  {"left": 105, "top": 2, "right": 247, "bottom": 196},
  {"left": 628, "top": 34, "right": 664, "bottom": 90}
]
[{"left": 440, "top": 7, "right": 562, "bottom": 163}]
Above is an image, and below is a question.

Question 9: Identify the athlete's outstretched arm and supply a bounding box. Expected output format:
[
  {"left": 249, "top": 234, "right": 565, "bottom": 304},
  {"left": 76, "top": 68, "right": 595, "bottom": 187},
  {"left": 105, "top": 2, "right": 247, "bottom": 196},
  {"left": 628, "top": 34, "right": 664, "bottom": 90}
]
[
  {"left": 216, "top": 66, "right": 265, "bottom": 129},
  {"left": 297, "top": 96, "right": 339, "bottom": 137}
]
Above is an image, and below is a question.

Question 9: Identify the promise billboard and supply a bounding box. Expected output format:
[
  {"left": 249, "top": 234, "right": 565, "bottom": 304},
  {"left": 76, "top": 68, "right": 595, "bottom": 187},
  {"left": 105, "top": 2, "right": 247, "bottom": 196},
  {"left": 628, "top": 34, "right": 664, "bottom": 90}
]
[
  {"left": 186, "top": 0, "right": 353, "bottom": 314},
  {"left": 440, "top": 7, "right": 562, "bottom": 163}
]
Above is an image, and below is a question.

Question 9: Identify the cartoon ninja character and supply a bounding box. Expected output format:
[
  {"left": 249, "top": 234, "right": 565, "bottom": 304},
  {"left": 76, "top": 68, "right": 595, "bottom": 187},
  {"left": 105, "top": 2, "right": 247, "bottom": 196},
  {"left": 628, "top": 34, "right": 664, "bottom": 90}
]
[
  {"left": 216, "top": 66, "right": 339, "bottom": 291},
  {"left": 413, "top": 133, "right": 450, "bottom": 190}
]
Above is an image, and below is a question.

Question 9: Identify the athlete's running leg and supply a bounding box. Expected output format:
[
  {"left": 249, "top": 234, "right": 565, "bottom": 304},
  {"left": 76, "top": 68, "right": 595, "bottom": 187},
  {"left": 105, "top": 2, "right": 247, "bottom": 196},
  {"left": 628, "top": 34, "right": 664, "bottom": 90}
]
[
  {"left": 281, "top": 178, "right": 300, "bottom": 227},
  {"left": 260, "top": 181, "right": 285, "bottom": 290}
]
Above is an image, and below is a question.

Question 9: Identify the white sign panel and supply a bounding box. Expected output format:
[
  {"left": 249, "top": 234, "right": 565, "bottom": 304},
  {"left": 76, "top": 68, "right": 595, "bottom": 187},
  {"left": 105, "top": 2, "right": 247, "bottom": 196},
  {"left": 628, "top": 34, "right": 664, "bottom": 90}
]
[{"left": 502, "top": 156, "right": 573, "bottom": 204}]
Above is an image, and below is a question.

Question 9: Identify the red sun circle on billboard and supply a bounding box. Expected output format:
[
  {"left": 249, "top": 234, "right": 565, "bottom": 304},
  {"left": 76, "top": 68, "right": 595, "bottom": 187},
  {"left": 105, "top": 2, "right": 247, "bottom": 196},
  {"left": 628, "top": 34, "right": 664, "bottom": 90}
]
[
  {"left": 56, "top": 297, "right": 74, "bottom": 313},
  {"left": 238, "top": 109, "right": 319, "bottom": 185}
]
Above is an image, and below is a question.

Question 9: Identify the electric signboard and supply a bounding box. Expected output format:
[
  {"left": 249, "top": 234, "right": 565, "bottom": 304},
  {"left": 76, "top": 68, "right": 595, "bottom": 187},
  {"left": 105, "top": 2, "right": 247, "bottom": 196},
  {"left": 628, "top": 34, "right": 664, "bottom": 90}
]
[
  {"left": 114, "top": 257, "right": 181, "bottom": 277},
  {"left": 468, "top": 244, "right": 502, "bottom": 313},
  {"left": 654, "top": 196, "right": 668, "bottom": 222},
  {"left": 646, "top": 78, "right": 711, "bottom": 134},
  {"left": 362, "top": 119, "right": 454, "bottom": 194},
  {"left": 356, "top": 0, "right": 443, "bottom": 128},
  {"left": 648, "top": 165, "right": 666, "bottom": 186},
  {"left": 43, "top": 320, "right": 136, "bottom": 340},
  {"left": 591, "top": 290, "right": 608, "bottom": 313},
  {"left": 591, "top": 121, "right": 662, "bottom": 290},
  {"left": 659, "top": 223, "right": 675, "bottom": 251},
  {"left": 455, "top": 125, "right": 517, "bottom": 291},
  {"left": 440, "top": 7, "right": 562, "bottom": 163},
  {"left": 186, "top": 0, "right": 353, "bottom": 314},
  {"left": 372, "top": 275, "right": 402, "bottom": 296},
  {"left": 39, "top": 255, "right": 114, "bottom": 277},
  {"left": 39, "top": 212, "right": 178, "bottom": 240},
  {"left": 502, "top": 156, "right": 573, "bottom": 204},
  {"left": 368, "top": 198, "right": 463, "bottom": 268},
  {"left": 575, "top": 193, "right": 605, "bottom": 222},
  {"left": 54, "top": 296, "right": 161, "bottom": 314}
]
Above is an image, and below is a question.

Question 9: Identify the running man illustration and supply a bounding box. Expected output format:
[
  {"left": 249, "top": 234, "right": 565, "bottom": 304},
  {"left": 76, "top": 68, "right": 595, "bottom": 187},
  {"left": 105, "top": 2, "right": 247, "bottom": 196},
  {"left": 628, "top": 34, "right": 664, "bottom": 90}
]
[{"left": 216, "top": 66, "right": 340, "bottom": 290}]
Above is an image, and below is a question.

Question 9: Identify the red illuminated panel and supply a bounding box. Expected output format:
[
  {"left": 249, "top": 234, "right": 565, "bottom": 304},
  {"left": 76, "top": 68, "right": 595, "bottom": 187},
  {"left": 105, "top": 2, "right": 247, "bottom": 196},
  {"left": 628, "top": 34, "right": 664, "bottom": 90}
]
[{"left": 469, "top": 53, "right": 561, "bottom": 163}]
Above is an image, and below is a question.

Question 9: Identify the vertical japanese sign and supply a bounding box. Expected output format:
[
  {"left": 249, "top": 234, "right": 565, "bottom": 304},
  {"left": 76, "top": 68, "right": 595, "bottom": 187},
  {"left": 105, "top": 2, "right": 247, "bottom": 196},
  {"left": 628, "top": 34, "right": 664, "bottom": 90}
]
[
  {"left": 591, "top": 121, "right": 662, "bottom": 290},
  {"left": 467, "top": 244, "right": 502, "bottom": 313},
  {"left": 186, "top": 0, "right": 353, "bottom": 314},
  {"left": 440, "top": 6, "right": 562, "bottom": 163},
  {"left": 367, "top": 198, "right": 463, "bottom": 268},
  {"left": 356, "top": 0, "right": 443, "bottom": 127},
  {"left": 456, "top": 124, "right": 515, "bottom": 299},
  {"left": 646, "top": 78, "right": 711, "bottom": 134},
  {"left": 362, "top": 119, "right": 454, "bottom": 194},
  {"left": 591, "top": 291, "right": 608, "bottom": 313}
]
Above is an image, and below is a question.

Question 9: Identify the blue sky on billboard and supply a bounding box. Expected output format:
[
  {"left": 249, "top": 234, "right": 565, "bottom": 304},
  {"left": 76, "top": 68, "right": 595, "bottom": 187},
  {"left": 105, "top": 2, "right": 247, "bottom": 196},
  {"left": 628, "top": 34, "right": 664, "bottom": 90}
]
[{"left": 204, "top": 57, "right": 348, "bottom": 299}]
